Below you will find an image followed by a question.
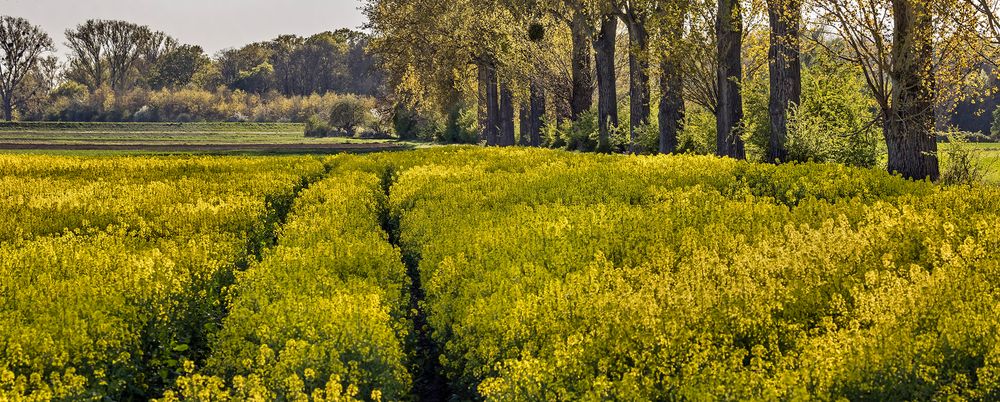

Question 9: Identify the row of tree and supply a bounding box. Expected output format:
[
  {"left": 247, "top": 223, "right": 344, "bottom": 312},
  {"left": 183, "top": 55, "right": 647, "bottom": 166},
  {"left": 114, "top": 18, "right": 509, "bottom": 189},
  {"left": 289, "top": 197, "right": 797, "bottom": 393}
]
[
  {"left": 0, "top": 16, "right": 383, "bottom": 122},
  {"left": 365, "top": 0, "right": 1000, "bottom": 180}
]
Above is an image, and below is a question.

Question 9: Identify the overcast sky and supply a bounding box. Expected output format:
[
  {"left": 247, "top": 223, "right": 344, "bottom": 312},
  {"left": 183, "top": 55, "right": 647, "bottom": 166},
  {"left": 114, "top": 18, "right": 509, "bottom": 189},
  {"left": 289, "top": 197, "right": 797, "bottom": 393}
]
[{"left": 1, "top": 0, "right": 368, "bottom": 56}]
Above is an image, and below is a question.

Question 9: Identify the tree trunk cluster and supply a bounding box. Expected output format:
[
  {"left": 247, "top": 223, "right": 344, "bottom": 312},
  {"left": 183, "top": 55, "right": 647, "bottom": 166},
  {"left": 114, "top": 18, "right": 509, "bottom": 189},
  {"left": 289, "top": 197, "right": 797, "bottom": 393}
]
[{"left": 467, "top": 0, "right": 939, "bottom": 181}]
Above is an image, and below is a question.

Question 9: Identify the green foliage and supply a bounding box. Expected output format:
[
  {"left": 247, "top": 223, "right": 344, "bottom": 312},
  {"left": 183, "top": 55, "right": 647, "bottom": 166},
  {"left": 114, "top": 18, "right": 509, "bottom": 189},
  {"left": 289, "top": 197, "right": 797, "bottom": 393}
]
[
  {"left": 991, "top": 106, "right": 1000, "bottom": 141},
  {"left": 393, "top": 104, "right": 439, "bottom": 141},
  {"left": 304, "top": 114, "right": 336, "bottom": 137},
  {"left": 744, "top": 53, "right": 883, "bottom": 167},
  {"left": 612, "top": 101, "right": 662, "bottom": 154},
  {"left": 0, "top": 121, "right": 303, "bottom": 133},
  {"left": 147, "top": 45, "right": 209, "bottom": 90},
  {"left": 940, "top": 131, "right": 988, "bottom": 186},
  {"left": 677, "top": 106, "right": 717, "bottom": 154},
  {"left": 39, "top": 86, "right": 379, "bottom": 125},
  {"left": 439, "top": 103, "right": 480, "bottom": 144},
  {"left": 558, "top": 109, "right": 599, "bottom": 151},
  {"left": 328, "top": 95, "right": 377, "bottom": 135}
]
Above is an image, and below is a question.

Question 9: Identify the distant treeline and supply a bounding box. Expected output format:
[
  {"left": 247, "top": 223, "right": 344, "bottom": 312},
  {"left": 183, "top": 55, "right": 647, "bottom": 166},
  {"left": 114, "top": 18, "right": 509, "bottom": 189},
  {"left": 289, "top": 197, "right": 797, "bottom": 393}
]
[{"left": 1, "top": 17, "right": 385, "bottom": 125}]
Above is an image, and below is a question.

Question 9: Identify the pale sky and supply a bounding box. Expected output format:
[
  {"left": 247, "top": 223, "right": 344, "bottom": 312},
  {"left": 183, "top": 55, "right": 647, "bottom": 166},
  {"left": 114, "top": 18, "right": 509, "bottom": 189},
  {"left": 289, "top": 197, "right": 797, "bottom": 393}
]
[{"left": 0, "top": 0, "right": 368, "bottom": 56}]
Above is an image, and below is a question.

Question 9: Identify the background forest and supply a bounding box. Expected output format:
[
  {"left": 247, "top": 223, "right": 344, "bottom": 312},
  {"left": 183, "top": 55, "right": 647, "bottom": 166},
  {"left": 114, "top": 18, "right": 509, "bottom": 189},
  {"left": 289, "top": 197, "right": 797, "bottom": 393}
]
[
  {"left": 0, "top": 18, "right": 383, "bottom": 129},
  {"left": 3, "top": 0, "right": 1000, "bottom": 178}
]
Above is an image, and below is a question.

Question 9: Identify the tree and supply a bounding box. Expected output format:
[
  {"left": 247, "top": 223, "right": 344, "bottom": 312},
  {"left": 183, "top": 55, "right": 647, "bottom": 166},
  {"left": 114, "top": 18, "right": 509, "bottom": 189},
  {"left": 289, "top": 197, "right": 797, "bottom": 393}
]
[
  {"left": 500, "top": 82, "right": 517, "bottom": 145},
  {"left": 148, "top": 44, "right": 208, "bottom": 90},
  {"left": 105, "top": 21, "right": 157, "bottom": 91},
  {"left": 614, "top": 0, "right": 653, "bottom": 152},
  {"left": 217, "top": 43, "right": 274, "bottom": 93},
  {"left": 338, "top": 30, "right": 385, "bottom": 97},
  {"left": 65, "top": 20, "right": 106, "bottom": 90},
  {"left": 766, "top": 0, "right": 801, "bottom": 162},
  {"left": 569, "top": 9, "right": 596, "bottom": 119},
  {"left": 0, "top": 16, "right": 53, "bottom": 121},
  {"left": 329, "top": 95, "right": 377, "bottom": 135},
  {"left": 594, "top": 13, "right": 620, "bottom": 151},
  {"left": 813, "top": 0, "right": 993, "bottom": 179},
  {"left": 66, "top": 20, "right": 172, "bottom": 92},
  {"left": 652, "top": 1, "right": 690, "bottom": 154},
  {"left": 716, "top": 0, "right": 747, "bottom": 158},
  {"left": 13, "top": 55, "right": 58, "bottom": 120},
  {"left": 366, "top": 0, "right": 530, "bottom": 146},
  {"left": 886, "top": 0, "right": 938, "bottom": 179}
]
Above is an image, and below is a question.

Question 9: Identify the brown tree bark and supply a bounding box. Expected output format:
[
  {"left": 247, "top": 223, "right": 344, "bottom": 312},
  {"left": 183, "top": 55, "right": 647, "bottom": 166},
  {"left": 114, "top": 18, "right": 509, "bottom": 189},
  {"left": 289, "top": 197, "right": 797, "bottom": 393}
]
[
  {"left": 519, "top": 101, "right": 531, "bottom": 146},
  {"left": 767, "top": 0, "right": 801, "bottom": 163},
  {"left": 2, "top": 97, "right": 13, "bottom": 121},
  {"left": 479, "top": 60, "right": 500, "bottom": 146},
  {"left": 529, "top": 81, "right": 545, "bottom": 147},
  {"left": 477, "top": 63, "right": 489, "bottom": 143},
  {"left": 658, "top": 13, "right": 685, "bottom": 155},
  {"left": 659, "top": 56, "right": 685, "bottom": 154},
  {"left": 624, "top": 11, "right": 650, "bottom": 153},
  {"left": 886, "top": 0, "right": 939, "bottom": 180},
  {"left": 570, "top": 11, "right": 595, "bottom": 120},
  {"left": 499, "top": 81, "right": 516, "bottom": 147},
  {"left": 594, "top": 15, "right": 620, "bottom": 152},
  {"left": 716, "top": 0, "right": 746, "bottom": 159}
]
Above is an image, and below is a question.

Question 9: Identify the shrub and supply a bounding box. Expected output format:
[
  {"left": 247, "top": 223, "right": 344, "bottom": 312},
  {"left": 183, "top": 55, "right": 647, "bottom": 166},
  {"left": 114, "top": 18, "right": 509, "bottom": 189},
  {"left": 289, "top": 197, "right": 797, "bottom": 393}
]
[
  {"left": 304, "top": 114, "right": 335, "bottom": 137},
  {"left": 560, "top": 109, "right": 599, "bottom": 151},
  {"left": 439, "top": 103, "right": 480, "bottom": 144},
  {"left": 744, "top": 52, "right": 882, "bottom": 167},
  {"left": 940, "top": 131, "right": 987, "bottom": 186},
  {"left": 40, "top": 86, "right": 385, "bottom": 125},
  {"left": 393, "top": 103, "right": 439, "bottom": 140},
  {"left": 329, "top": 94, "right": 376, "bottom": 136},
  {"left": 677, "top": 106, "right": 717, "bottom": 154}
]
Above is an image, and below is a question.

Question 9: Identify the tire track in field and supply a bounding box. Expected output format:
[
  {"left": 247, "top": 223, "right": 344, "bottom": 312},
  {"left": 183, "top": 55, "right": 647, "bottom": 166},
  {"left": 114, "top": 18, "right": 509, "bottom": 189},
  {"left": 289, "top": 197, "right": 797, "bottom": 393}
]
[
  {"left": 146, "top": 161, "right": 330, "bottom": 399},
  {"left": 378, "top": 166, "right": 452, "bottom": 402}
]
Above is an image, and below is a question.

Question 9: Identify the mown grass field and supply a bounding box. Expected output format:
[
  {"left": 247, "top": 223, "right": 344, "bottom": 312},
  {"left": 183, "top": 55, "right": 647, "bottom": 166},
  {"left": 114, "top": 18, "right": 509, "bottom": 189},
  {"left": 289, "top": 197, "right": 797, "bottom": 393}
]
[
  {"left": 2, "top": 147, "right": 999, "bottom": 400},
  {"left": 0, "top": 122, "right": 418, "bottom": 154},
  {"left": 967, "top": 142, "right": 1000, "bottom": 183}
]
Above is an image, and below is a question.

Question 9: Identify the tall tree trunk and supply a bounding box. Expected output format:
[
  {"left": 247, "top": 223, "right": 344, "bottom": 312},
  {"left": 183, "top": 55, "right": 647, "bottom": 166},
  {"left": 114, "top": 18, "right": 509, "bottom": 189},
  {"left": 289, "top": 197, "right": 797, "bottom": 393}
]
[
  {"left": 625, "top": 12, "right": 650, "bottom": 153},
  {"left": 595, "top": 15, "right": 619, "bottom": 152},
  {"left": 478, "top": 63, "right": 489, "bottom": 143},
  {"left": 570, "top": 11, "right": 595, "bottom": 120},
  {"left": 1, "top": 96, "right": 13, "bottom": 121},
  {"left": 519, "top": 101, "right": 531, "bottom": 146},
  {"left": 530, "top": 81, "right": 545, "bottom": 147},
  {"left": 500, "top": 82, "right": 516, "bottom": 147},
  {"left": 480, "top": 61, "right": 500, "bottom": 146},
  {"left": 767, "top": 0, "right": 802, "bottom": 163},
  {"left": 716, "top": 0, "right": 746, "bottom": 159},
  {"left": 887, "top": 0, "right": 938, "bottom": 180},
  {"left": 659, "top": 56, "right": 685, "bottom": 154}
]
